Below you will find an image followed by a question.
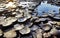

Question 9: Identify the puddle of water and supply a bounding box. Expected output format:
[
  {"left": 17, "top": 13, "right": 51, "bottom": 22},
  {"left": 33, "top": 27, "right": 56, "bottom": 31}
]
[{"left": 35, "top": 1, "right": 60, "bottom": 16}]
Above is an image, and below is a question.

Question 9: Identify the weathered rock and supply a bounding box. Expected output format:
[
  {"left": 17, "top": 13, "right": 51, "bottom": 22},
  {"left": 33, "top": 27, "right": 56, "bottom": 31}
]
[
  {"left": 53, "top": 35, "right": 57, "bottom": 38},
  {"left": 19, "top": 27, "right": 30, "bottom": 35},
  {"left": 36, "top": 29, "right": 43, "bottom": 38},
  {"left": 18, "top": 17, "right": 27, "bottom": 22},
  {"left": 47, "top": 21, "right": 57, "bottom": 25},
  {"left": 14, "top": 24, "right": 24, "bottom": 30},
  {"left": 32, "top": 32, "right": 36, "bottom": 38},
  {"left": 56, "top": 22, "right": 60, "bottom": 25},
  {"left": 0, "top": 16, "right": 6, "bottom": 25},
  {"left": 25, "top": 14, "right": 31, "bottom": 19},
  {"left": 25, "top": 21, "right": 33, "bottom": 27},
  {"left": 49, "top": 28, "right": 57, "bottom": 35},
  {"left": 35, "top": 18, "right": 41, "bottom": 22},
  {"left": 0, "top": 4, "right": 6, "bottom": 12},
  {"left": 40, "top": 13, "right": 48, "bottom": 17},
  {"left": 6, "top": 2, "right": 17, "bottom": 9},
  {"left": 6, "top": 37, "right": 14, "bottom": 38},
  {"left": 30, "top": 16, "right": 38, "bottom": 21},
  {"left": 41, "top": 24, "right": 52, "bottom": 32},
  {"left": 15, "top": 13, "right": 23, "bottom": 18},
  {"left": 0, "top": 8, "right": 6, "bottom": 12},
  {"left": 38, "top": 18, "right": 47, "bottom": 22},
  {"left": 0, "top": 29, "right": 3, "bottom": 36},
  {"left": 30, "top": 25, "right": 39, "bottom": 31},
  {"left": 48, "top": 13, "right": 55, "bottom": 17},
  {"left": 0, "top": 1, "right": 60, "bottom": 38},
  {"left": 43, "top": 32, "right": 51, "bottom": 38},
  {"left": 2, "top": 17, "right": 17, "bottom": 26},
  {"left": 53, "top": 14, "right": 60, "bottom": 20},
  {"left": 4, "top": 29, "right": 17, "bottom": 37},
  {"left": 52, "top": 21, "right": 60, "bottom": 29}
]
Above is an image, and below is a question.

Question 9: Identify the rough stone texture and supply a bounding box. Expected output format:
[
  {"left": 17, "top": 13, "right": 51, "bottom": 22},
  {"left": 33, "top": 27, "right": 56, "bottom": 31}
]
[
  {"left": 19, "top": 27, "right": 30, "bottom": 34},
  {"left": 0, "top": 0, "right": 60, "bottom": 38},
  {"left": 4, "top": 29, "right": 17, "bottom": 37}
]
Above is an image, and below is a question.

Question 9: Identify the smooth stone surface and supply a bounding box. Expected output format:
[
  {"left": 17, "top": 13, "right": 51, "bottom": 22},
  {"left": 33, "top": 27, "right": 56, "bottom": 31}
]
[
  {"left": 0, "top": 29, "right": 3, "bottom": 36},
  {"left": 18, "top": 17, "right": 27, "bottom": 22},
  {"left": 4, "top": 30, "right": 17, "bottom": 37},
  {"left": 36, "top": 29, "right": 43, "bottom": 38},
  {"left": 19, "top": 27, "right": 30, "bottom": 34},
  {"left": 43, "top": 32, "right": 51, "bottom": 38},
  {"left": 2, "top": 17, "right": 17, "bottom": 26},
  {"left": 30, "top": 25, "right": 39, "bottom": 31},
  {"left": 14, "top": 24, "right": 24, "bottom": 30},
  {"left": 50, "top": 28, "right": 57, "bottom": 35},
  {"left": 41, "top": 24, "right": 51, "bottom": 31}
]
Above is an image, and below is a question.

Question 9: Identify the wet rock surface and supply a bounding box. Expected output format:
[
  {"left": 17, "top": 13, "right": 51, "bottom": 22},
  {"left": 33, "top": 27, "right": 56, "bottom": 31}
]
[{"left": 0, "top": 0, "right": 60, "bottom": 38}]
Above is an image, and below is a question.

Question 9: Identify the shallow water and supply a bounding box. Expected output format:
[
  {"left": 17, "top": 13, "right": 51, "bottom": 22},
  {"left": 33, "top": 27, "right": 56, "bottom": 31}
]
[{"left": 36, "top": 1, "right": 60, "bottom": 16}]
